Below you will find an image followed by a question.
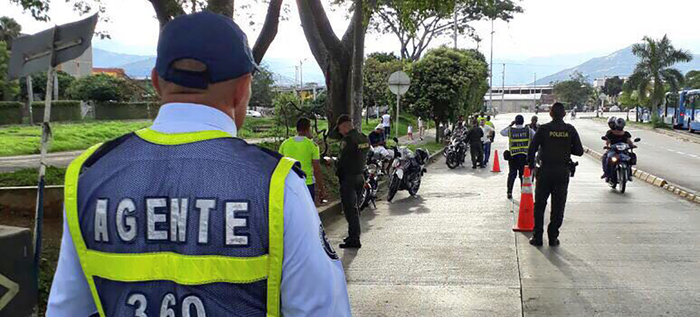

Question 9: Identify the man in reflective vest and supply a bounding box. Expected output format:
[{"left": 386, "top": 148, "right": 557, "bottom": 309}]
[
  {"left": 500, "top": 115, "right": 536, "bottom": 199},
  {"left": 47, "top": 12, "right": 351, "bottom": 317}
]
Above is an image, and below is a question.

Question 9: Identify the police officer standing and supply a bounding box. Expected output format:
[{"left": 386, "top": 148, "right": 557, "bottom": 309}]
[
  {"left": 527, "top": 103, "right": 584, "bottom": 247},
  {"left": 501, "top": 115, "right": 536, "bottom": 199},
  {"left": 335, "top": 114, "right": 370, "bottom": 249},
  {"left": 47, "top": 12, "right": 350, "bottom": 317}
]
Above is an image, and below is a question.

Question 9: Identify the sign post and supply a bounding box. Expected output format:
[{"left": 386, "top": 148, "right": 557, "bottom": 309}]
[
  {"left": 388, "top": 71, "right": 411, "bottom": 139},
  {"left": 8, "top": 13, "right": 98, "bottom": 272}
]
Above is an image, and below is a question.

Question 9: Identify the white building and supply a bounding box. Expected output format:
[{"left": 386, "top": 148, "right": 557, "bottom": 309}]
[
  {"left": 485, "top": 93, "right": 544, "bottom": 113},
  {"left": 55, "top": 45, "right": 93, "bottom": 78}
]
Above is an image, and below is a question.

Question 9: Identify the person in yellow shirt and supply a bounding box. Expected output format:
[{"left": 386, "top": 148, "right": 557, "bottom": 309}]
[{"left": 279, "top": 117, "right": 325, "bottom": 202}]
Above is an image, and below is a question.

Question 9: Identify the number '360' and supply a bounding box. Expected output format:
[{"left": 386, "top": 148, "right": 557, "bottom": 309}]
[{"left": 127, "top": 293, "right": 206, "bottom": 317}]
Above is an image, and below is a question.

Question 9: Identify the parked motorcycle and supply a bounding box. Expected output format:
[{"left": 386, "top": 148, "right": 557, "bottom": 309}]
[
  {"left": 358, "top": 147, "right": 394, "bottom": 211},
  {"left": 445, "top": 133, "right": 468, "bottom": 169},
  {"left": 602, "top": 137, "right": 641, "bottom": 193},
  {"left": 387, "top": 146, "right": 430, "bottom": 202}
]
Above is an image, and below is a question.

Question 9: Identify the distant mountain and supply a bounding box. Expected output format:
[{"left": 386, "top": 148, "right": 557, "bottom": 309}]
[
  {"left": 92, "top": 48, "right": 326, "bottom": 85},
  {"left": 92, "top": 48, "right": 153, "bottom": 69},
  {"left": 493, "top": 52, "right": 600, "bottom": 86},
  {"left": 120, "top": 57, "right": 156, "bottom": 78},
  {"left": 537, "top": 46, "right": 700, "bottom": 85}
]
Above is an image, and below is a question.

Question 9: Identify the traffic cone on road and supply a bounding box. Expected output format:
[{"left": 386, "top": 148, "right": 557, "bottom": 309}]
[
  {"left": 513, "top": 166, "right": 534, "bottom": 232},
  {"left": 491, "top": 150, "right": 501, "bottom": 173}
]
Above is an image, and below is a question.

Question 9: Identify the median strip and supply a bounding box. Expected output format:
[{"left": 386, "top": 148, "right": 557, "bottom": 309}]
[{"left": 584, "top": 146, "right": 699, "bottom": 205}]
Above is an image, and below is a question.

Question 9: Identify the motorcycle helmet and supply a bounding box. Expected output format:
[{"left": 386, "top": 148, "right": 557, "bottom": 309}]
[
  {"left": 615, "top": 118, "right": 626, "bottom": 130},
  {"left": 607, "top": 116, "right": 617, "bottom": 129},
  {"left": 414, "top": 148, "right": 430, "bottom": 165}
]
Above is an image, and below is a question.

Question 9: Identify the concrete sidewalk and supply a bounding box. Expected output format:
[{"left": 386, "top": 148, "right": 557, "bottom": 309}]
[{"left": 321, "top": 114, "right": 700, "bottom": 316}]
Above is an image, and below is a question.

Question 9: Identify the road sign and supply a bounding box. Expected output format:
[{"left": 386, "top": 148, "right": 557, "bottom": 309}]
[
  {"left": 388, "top": 71, "right": 411, "bottom": 96},
  {"left": 8, "top": 13, "right": 98, "bottom": 80}
]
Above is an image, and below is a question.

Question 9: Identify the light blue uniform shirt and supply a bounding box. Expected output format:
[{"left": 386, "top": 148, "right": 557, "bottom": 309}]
[{"left": 47, "top": 103, "right": 352, "bottom": 317}]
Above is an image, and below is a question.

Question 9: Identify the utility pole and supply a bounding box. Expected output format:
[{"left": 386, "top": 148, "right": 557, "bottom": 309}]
[
  {"left": 488, "top": 18, "right": 494, "bottom": 112},
  {"left": 533, "top": 73, "right": 537, "bottom": 110},
  {"left": 501, "top": 63, "right": 505, "bottom": 113}
]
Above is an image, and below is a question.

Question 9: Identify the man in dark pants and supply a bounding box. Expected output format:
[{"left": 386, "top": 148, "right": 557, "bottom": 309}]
[
  {"left": 501, "top": 115, "right": 536, "bottom": 199},
  {"left": 466, "top": 118, "right": 484, "bottom": 168},
  {"left": 528, "top": 103, "right": 584, "bottom": 247},
  {"left": 335, "top": 115, "right": 369, "bottom": 249}
]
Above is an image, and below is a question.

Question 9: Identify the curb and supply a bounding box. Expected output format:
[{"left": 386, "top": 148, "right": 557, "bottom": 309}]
[
  {"left": 584, "top": 146, "right": 698, "bottom": 205},
  {"left": 317, "top": 146, "right": 447, "bottom": 221}
]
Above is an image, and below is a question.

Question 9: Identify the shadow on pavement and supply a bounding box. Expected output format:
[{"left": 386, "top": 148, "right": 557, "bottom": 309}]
[{"left": 387, "top": 195, "right": 430, "bottom": 215}]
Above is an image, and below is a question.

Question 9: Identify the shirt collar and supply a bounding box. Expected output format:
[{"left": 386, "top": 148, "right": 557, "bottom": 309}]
[{"left": 150, "top": 103, "right": 238, "bottom": 137}]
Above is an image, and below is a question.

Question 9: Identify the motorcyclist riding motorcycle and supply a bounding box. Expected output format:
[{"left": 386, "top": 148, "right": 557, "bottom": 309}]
[{"left": 601, "top": 117, "right": 637, "bottom": 180}]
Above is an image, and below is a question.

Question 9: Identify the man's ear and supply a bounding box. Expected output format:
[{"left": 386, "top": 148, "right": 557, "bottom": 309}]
[
  {"left": 151, "top": 69, "right": 162, "bottom": 97},
  {"left": 232, "top": 74, "right": 253, "bottom": 107}
]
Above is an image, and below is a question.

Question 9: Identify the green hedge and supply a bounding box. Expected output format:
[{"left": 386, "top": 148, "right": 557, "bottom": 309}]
[
  {"left": 0, "top": 102, "right": 24, "bottom": 125},
  {"left": 31, "top": 101, "right": 82, "bottom": 123},
  {"left": 95, "top": 102, "right": 161, "bottom": 120}
]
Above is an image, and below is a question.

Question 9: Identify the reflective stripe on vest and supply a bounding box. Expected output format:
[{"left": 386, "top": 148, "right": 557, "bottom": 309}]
[
  {"left": 64, "top": 129, "right": 295, "bottom": 317},
  {"left": 509, "top": 127, "right": 530, "bottom": 156}
]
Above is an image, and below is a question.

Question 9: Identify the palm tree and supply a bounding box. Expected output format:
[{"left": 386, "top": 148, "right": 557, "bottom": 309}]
[
  {"left": 627, "top": 35, "right": 692, "bottom": 120},
  {"left": 0, "top": 16, "right": 22, "bottom": 49}
]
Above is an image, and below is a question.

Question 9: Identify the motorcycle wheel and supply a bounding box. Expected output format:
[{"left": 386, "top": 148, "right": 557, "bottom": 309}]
[
  {"left": 408, "top": 175, "right": 422, "bottom": 196},
  {"left": 387, "top": 175, "right": 400, "bottom": 202},
  {"left": 446, "top": 153, "right": 459, "bottom": 169},
  {"left": 358, "top": 187, "right": 371, "bottom": 211},
  {"left": 618, "top": 168, "right": 627, "bottom": 194}
]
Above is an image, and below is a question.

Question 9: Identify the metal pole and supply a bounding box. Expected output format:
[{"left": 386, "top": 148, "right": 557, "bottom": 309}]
[
  {"left": 488, "top": 18, "right": 494, "bottom": 112},
  {"left": 396, "top": 93, "right": 400, "bottom": 138},
  {"left": 53, "top": 72, "right": 59, "bottom": 100},
  {"left": 501, "top": 63, "right": 505, "bottom": 113},
  {"left": 533, "top": 73, "right": 537, "bottom": 111},
  {"left": 26, "top": 76, "right": 34, "bottom": 125},
  {"left": 33, "top": 26, "right": 57, "bottom": 269}
]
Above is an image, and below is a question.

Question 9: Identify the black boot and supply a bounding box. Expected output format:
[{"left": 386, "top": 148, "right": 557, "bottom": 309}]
[
  {"left": 529, "top": 237, "right": 543, "bottom": 246},
  {"left": 339, "top": 239, "right": 362, "bottom": 249},
  {"left": 549, "top": 238, "right": 560, "bottom": 247}
]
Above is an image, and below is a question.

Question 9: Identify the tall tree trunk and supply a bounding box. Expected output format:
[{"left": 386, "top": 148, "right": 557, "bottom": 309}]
[
  {"left": 207, "top": 0, "right": 234, "bottom": 17},
  {"left": 350, "top": 0, "right": 365, "bottom": 129}
]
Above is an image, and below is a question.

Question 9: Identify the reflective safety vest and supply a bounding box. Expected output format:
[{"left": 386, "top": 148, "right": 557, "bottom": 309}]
[
  {"left": 509, "top": 127, "right": 531, "bottom": 156},
  {"left": 64, "top": 128, "right": 299, "bottom": 317}
]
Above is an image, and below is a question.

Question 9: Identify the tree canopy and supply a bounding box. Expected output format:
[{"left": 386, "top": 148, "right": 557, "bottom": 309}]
[
  {"left": 627, "top": 35, "right": 692, "bottom": 118},
  {"left": 0, "top": 41, "right": 19, "bottom": 101},
  {"left": 553, "top": 72, "right": 594, "bottom": 108},
  {"left": 0, "top": 16, "right": 22, "bottom": 49},
  {"left": 602, "top": 76, "right": 624, "bottom": 100},
  {"left": 20, "top": 71, "right": 76, "bottom": 100},
  {"left": 405, "top": 46, "right": 488, "bottom": 142},
  {"left": 363, "top": 52, "right": 403, "bottom": 116},
  {"left": 371, "top": 0, "right": 523, "bottom": 61},
  {"left": 66, "top": 74, "right": 134, "bottom": 102},
  {"left": 685, "top": 70, "right": 700, "bottom": 90},
  {"left": 250, "top": 64, "right": 275, "bottom": 109}
]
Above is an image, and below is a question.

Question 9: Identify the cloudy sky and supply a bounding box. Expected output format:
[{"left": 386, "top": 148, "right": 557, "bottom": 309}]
[{"left": 4, "top": 0, "right": 700, "bottom": 72}]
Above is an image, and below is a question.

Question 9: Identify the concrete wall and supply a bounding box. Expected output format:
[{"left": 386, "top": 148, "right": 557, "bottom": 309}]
[{"left": 489, "top": 99, "right": 538, "bottom": 113}]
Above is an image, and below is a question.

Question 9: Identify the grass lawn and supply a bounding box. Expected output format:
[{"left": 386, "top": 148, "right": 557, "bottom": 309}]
[
  {"left": 0, "top": 166, "right": 66, "bottom": 187},
  {"left": 408, "top": 141, "right": 444, "bottom": 155}
]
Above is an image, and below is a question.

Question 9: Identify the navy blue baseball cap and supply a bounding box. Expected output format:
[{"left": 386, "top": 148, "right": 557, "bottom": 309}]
[{"left": 155, "top": 11, "right": 258, "bottom": 89}]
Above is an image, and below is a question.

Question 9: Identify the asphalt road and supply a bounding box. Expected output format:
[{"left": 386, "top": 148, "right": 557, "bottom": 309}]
[
  {"left": 570, "top": 115, "right": 700, "bottom": 193},
  {"left": 323, "top": 114, "right": 700, "bottom": 316}
]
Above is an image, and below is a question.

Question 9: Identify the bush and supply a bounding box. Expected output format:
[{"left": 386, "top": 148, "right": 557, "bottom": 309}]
[
  {"left": 94, "top": 102, "right": 161, "bottom": 120},
  {"left": 0, "top": 101, "right": 24, "bottom": 125},
  {"left": 31, "top": 101, "right": 82, "bottom": 122},
  {"left": 66, "top": 74, "right": 134, "bottom": 102}
]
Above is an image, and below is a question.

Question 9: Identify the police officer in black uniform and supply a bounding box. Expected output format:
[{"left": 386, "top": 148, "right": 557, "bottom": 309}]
[
  {"left": 335, "top": 115, "right": 370, "bottom": 249},
  {"left": 527, "top": 103, "right": 584, "bottom": 247}
]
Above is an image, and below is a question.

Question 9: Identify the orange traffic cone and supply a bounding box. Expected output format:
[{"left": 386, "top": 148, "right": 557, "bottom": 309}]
[
  {"left": 513, "top": 166, "right": 534, "bottom": 232},
  {"left": 491, "top": 150, "right": 501, "bottom": 173}
]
